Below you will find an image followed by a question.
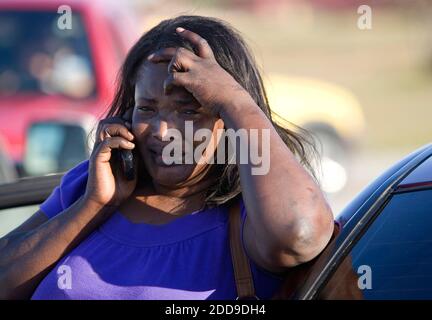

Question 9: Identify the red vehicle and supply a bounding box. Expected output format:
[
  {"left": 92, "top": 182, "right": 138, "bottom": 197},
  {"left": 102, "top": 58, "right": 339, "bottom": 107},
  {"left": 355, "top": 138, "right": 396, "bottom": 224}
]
[{"left": 0, "top": 0, "right": 139, "bottom": 178}]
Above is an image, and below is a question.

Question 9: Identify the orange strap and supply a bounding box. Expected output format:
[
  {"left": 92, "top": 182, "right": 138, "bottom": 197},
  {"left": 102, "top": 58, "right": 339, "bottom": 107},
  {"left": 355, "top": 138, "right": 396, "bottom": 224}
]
[{"left": 228, "top": 201, "right": 257, "bottom": 299}]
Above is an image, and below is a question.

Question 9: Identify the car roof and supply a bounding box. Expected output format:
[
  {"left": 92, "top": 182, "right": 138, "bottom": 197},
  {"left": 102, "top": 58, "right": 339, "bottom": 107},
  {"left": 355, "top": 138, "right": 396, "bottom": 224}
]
[
  {"left": 297, "top": 144, "right": 432, "bottom": 299},
  {"left": 336, "top": 143, "right": 432, "bottom": 227},
  {"left": 397, "top": 154, "right": 432, "bottom": 188}
]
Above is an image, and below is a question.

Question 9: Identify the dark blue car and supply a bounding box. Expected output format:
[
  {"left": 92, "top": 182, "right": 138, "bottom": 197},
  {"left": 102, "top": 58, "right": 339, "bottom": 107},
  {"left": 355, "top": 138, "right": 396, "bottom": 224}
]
[{"left": 295, "top": 143, "right": 432, "bottom": 299}]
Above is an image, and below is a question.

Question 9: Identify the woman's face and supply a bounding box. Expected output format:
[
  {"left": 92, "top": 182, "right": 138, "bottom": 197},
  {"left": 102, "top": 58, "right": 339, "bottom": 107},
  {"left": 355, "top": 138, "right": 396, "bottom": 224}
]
[{"left": 132, "top": 60, "right": 224, "bottom": 187}]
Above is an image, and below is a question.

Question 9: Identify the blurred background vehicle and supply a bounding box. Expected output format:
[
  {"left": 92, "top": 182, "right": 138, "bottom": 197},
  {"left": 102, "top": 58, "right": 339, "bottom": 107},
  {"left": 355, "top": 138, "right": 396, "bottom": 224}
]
[
  {"left": 23, "top": 120, "right": 90, "bottom": 176},
  {"left": 0, "top": 0, "right": 139, "bottom": 178},
  {"left": 0, "top": 142, "right": 17, "bottom": 183},
  {"left": 266, "top": 73, "right": 366, "bottom": 194},
  {"left": 1, "top": 0, "right": 432, "bottom": 216}
]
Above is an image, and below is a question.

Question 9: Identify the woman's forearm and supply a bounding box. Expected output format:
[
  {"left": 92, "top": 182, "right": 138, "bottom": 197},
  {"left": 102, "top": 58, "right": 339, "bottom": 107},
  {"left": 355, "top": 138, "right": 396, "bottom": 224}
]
[
  {"left": 220, "top": 97, "right": 334, "bottom": 265},
  {"left": 0, "top": 197, "right": 116, "bottom": 299}
]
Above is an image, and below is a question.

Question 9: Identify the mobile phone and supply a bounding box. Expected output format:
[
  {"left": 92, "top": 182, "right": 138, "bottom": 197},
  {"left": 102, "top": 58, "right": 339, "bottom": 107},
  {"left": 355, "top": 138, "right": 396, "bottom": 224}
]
[
  {"left": 119, "top": 108, "right": 135, "bottom": 180},
  {"left": 120, "top": 149, "right": 135, "bottom": 181}
]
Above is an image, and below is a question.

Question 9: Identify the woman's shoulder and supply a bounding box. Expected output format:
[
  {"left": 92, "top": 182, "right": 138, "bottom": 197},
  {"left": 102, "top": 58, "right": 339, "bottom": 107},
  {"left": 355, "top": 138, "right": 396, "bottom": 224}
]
[
  {"left": 39, "top": 160, "right": 89, "bottom": 219},
  {"left": 63, "top": 159, "right": 89, "bottom": 180},
  {"left": 57, "top": 159, "right": 89, "bottom": 194}
]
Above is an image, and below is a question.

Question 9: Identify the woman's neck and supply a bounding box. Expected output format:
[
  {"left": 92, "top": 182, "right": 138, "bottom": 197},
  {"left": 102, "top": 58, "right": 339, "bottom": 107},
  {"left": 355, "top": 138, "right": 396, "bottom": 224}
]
[
  {"left": 152, "top": 176, "right": 214, "bottom": 198},
  {"left": 150, "top": 163, "right": 218, "bottom": 199}
]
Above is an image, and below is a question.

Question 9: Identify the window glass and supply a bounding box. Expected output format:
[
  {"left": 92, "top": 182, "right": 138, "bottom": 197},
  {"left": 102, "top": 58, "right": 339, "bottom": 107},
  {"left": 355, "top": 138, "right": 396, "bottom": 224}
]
[
  {"left": 0, "top": 10, "right": 96, "bottom": 99},
  {"left": 320, "top": 189, "right": 432, "bottom": 299}
]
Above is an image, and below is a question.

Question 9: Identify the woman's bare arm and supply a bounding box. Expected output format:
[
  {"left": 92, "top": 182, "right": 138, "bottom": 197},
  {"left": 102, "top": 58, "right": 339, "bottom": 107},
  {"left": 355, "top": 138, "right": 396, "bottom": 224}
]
[
  {"left": 146, "top": 28, "right": 334, "bottom": 273},
  {"left": 0, "top": 197, "right": 115, "bottom": 299},
  {"left": 221, "top": 98, "right": 335, "bottom": 272},
  {"left": 0, "top": 117, "right": 137, "bottom": 300}
]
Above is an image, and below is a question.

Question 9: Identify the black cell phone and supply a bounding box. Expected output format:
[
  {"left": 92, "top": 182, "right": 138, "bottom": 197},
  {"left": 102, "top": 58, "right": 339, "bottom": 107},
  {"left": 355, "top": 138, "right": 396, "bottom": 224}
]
[
  {"left": 120, "top": 149, "right": 135, "bottom": 181},
  {"left": 119, "top": 108, "right": 135, "bottom": 180}
]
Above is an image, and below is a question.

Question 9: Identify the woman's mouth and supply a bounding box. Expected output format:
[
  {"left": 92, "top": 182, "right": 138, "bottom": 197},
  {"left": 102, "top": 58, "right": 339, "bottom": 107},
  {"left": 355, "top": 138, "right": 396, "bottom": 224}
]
[{"left": 149, "top": 149, "right": 183, "bottom": 167}]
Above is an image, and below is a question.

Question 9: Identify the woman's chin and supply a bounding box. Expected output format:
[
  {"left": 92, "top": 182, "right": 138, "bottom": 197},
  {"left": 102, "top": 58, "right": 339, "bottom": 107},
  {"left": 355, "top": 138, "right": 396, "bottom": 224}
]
[{"left": 149, "top": 163, "right": 195, "bottom": 186}]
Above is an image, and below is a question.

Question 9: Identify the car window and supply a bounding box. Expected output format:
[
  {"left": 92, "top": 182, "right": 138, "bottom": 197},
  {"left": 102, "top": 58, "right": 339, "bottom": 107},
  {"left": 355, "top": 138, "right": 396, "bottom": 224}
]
[
  {"left": 319, "top": 189, "right": 432, "bottom": 299},
  {"left": 0, "top": 204, "right": 39, "bottom": 238},
  {"left": 23, "top": 122, "right": 89, "bottom": 176},
  {"left": 0, "top": 10, "right": 96, "bottom": 99}
]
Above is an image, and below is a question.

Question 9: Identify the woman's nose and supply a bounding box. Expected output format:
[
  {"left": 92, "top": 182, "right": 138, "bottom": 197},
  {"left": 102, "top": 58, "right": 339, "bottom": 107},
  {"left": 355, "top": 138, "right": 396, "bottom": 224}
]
[{"left": 151, "top": 119, "right": 169, "bottom": 141}]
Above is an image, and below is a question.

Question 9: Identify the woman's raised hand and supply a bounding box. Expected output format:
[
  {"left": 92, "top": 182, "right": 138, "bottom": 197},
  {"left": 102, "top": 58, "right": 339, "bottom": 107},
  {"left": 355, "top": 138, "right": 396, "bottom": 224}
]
[
  {"left": 84, "top": 109, "right": 138, "bottom": 208},
  {"left": 147, "top": 27, "right": 252, "bottom": 117}
]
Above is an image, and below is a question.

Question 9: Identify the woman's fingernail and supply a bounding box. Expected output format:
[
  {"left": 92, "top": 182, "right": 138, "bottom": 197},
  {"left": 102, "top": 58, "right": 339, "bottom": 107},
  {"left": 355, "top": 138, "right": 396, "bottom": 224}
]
[
  {"left": 176, "top": 27, "right": 185, "bottom": 33},
  {"left": 128, "top": 142, "right": 135, "bottom": 147}
]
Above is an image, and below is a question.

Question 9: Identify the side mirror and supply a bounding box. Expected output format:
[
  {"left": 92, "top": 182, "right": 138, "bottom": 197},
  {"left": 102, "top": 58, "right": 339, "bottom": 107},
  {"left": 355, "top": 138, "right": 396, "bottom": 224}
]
[{"left": 23, "top": 121, "right": 90, "bottom": 176}]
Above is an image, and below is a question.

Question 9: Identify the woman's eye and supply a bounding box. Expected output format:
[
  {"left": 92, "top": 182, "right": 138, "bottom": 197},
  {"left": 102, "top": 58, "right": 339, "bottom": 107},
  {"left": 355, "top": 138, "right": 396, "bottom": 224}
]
[
  {"left": 137, "top": 106, "right": 155, "bottom": 113},
  {"left": 181, "top": 109, "right": 199, "bottom": 115}
]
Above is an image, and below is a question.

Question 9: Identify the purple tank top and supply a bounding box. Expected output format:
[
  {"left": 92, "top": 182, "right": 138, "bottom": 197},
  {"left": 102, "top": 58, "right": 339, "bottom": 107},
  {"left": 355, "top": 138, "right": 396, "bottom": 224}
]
[{"left": 31, "top": 160, "right": 284, "bottom": 300}]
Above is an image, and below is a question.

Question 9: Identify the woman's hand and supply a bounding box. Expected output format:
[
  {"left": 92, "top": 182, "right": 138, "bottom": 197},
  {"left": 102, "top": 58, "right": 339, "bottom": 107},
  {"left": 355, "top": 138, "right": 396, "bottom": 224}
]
[
  {"left": 147, "top": 27, "right": 253, "bottom": 116},
  {"left": 84, "top": 110, "right": 138, "bottom": 208}
]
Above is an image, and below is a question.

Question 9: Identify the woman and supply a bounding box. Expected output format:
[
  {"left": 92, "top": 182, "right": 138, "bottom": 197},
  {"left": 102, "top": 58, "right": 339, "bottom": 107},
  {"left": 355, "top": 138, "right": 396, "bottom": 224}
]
[{"left": 0, "top": 15, "right": 334, "bottom": 300}]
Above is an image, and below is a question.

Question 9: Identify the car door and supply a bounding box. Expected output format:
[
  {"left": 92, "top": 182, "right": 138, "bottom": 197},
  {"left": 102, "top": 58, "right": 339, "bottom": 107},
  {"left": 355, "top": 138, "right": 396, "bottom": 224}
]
[
  {"left": 316, "top": 187, "right": 432, "bottom": 299},
  {"left": 0, "top": 174, "right": 61, "bottom": 237}
]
